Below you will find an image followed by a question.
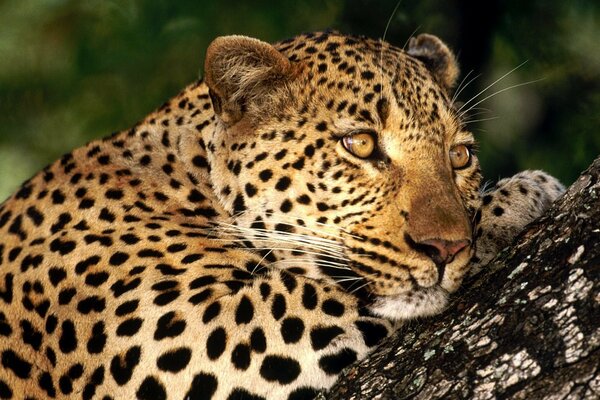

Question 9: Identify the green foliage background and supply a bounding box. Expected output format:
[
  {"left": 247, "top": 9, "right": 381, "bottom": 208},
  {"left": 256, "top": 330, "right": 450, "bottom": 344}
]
[{"left": 1, "top": 0, "right": 598, "bottom": 201}]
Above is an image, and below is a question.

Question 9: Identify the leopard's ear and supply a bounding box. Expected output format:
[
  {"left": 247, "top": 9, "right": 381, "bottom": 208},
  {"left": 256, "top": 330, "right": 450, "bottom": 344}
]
[
  {"left": 407, "top": 34, "right": 459, "bottom": 92},
  {"left": 204, "top": 35, "right": 298, "bottom": 126}
]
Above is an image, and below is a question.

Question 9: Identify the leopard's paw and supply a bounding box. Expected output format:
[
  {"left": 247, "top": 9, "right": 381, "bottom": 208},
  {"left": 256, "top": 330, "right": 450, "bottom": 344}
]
[{"left": 470, "top": 170, "right": 565, "bottom": 273}]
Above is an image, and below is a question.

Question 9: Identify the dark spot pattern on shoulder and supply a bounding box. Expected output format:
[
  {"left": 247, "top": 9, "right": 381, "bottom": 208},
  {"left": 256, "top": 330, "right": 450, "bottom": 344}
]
[
  {"left": 259, "top": 355, "right": 301, "bottom": 384},
  {"left": 206, "top": 327, "right": 227, "bottom": 360},
  {"left": 322, "top": 299, "right": 345, "bottom": 317},
  {"left": 110, "top": 345, "right": 141, "bottom": 385},
  {"left": 271, "top": 294, "right": 286, "bottom": 320},
  {"left": 156, "top": 347, "right": 192, "bottom": 372},
  {"left": 280, "top": 317, "right": 305, "bottom": 344},
  {"left": 154, "top": 311, "right": 186, "bottom": 341},
  {"left": 235, "top": 295, "right": 254, "bottom": 325},
  {"left": 185, "top": 372, "right": 218, "bottom": 399},
  {"left": 136, "top": 376, "right": 166, "bottom": 400},
  {"left": 231, "top": 343, "right": 251, "bottom": 370}
]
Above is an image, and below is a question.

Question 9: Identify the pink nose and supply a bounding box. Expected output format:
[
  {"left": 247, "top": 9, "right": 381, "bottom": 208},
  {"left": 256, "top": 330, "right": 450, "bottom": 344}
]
[
  {"left": 419, "top": 239, "right": 470, "bottom": 264},
  {"left": 417, "top": 238, "right": 470, "bottom": 266},
  {"left": 404, "top": 234, "right": 471, "bottom": 284}
]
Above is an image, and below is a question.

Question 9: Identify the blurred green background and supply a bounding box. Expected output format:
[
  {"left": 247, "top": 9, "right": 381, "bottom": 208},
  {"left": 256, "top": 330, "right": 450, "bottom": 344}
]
[{"left": 1, "top": 0, "right": 599, "bottom": 201}]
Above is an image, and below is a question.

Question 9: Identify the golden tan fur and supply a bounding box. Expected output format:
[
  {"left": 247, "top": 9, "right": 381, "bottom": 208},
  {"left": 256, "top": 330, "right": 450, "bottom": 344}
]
[{"left": 0, "top": 31, "right": 562, "bottom": 399}]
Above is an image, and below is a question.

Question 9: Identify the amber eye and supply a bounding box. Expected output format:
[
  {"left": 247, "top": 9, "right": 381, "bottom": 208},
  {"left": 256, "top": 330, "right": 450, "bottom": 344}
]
[
  {"left": 342, "top": 131, "right": 376, "bottom": 159},
  {"left": 449, "top": 144, "right": 471, "bottom": 169}
]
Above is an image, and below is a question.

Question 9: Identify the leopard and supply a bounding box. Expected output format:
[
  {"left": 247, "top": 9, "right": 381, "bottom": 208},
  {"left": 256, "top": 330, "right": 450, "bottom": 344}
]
[{"left": 0, "top": 31, "right": 564, "bottom": 400}]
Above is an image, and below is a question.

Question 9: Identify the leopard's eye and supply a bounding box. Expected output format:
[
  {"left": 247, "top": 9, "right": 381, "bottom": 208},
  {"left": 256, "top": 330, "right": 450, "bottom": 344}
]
[
  {"left": 342, "top": 131, "right": 376, "bottom": 159},
  {"left": 449, "top": 144, "right": 471, "bottom": 169}
]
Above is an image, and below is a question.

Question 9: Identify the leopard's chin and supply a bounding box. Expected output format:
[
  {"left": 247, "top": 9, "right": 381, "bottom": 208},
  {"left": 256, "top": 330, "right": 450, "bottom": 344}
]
[{"left": 368, "top": 287, "right": 449, "bottom": 321}]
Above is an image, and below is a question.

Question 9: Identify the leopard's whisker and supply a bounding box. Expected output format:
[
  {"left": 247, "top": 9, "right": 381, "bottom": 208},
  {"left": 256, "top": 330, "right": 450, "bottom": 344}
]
[
  {"left": 325, "top": 273, "right": 366, "bottom": 288},
  {"left": 213, "top": 229, "right": 348, "bottom": 258},
  {"left": 463, "top": 116, "right": 500, "bottom": 125},
  {"left": 402, "top": 24, "right": 422, "bottom": 51},
  {"left": 267, "top": 259, "right": 352, "bottom": 272},
  {"left": 349, "top": 280, "right": 372, "bottom": 295},
  {"left": 333, "top": 276, "right": 365, "bottom": 283},
  {"left": 227, "top": 211, "right": 361, "bottom": 241},
  {"left": 251, "top": 248, "right": 273, "bottom": 275},
  {"left": 382, "top": 0, "right": 402, "bottom": 45},
  {"left": 261, "top": 212, "right": 363, "bottom": 240},
  {"left": 214, "top": 213, "right": 372, "bottom": 264},
  {"left": 243, "top": 247, "right": 350, "bottom": 260},
  {"left": 242, "top": 226, "right": 347, "bottom": 249},
  {"left": 457, "top": 61, "right": 528, "bottom": 115},
  {"left": 459, "top": 78, "right": 543, "bottom": 120},
  {"left": 460, "top": 107, "right": 493, "bottom": 118},
  {"left": 213, "top": 221, "right": 349, "bottom": 252},
  {"left": 214, "top": 226, "right": 347, "bottom": 251},
  {"left": 214, "top": 238, "right": 349, "bottom": 260},
  {"left": 274, "top": 260, "right": 351, "bottom": 271},
  {"left": 270, "top": 258, "right": 349, "bottom": 268},
  {"left": 480, "top": 180, "right": 496, "bottom": 195},
  {"left": 271, "top": 262, "right": 352, "bottom": 272},
  {"left": 452, "top": 70, "right": 480, "bottom": 105},
  {"left": 379, "top": 0, "right": 403, "bottom": 107}
]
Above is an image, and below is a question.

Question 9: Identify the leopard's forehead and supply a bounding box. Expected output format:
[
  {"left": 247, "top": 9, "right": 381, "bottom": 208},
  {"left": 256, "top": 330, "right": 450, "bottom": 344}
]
[
  {"left": 274, "top": 31, "right": 444, "bottom": 95},
  {"left": 271, "top": 31, "right": 462, "bottom": 150},
  {"left": 275, "top": 31, "right": 405, "bottom": 64}
]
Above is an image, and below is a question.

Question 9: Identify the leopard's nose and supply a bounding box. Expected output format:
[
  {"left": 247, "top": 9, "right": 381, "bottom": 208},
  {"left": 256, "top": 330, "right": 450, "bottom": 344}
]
[
  {"left": 405, "top": 233, "right": 472, "bottom": 282},
  {"left": 416, "top": 238, "right": 470, "bottom": 266}
]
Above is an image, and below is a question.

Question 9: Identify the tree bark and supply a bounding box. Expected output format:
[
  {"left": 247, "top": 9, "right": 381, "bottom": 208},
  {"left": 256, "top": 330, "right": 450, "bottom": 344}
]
[{"left": 322, "top": 157, "right": 600, "bottom": 399}]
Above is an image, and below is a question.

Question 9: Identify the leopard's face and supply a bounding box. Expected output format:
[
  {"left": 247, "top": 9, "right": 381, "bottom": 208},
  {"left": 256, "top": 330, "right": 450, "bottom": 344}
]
[{"left": 205, "top": 32, "right": 482, "bottom": 320}]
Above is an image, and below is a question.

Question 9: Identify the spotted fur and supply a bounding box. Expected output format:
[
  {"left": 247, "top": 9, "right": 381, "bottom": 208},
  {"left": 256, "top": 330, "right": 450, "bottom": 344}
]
[{"left": 0, "top": 31, "right": 563, "bottom": 399}]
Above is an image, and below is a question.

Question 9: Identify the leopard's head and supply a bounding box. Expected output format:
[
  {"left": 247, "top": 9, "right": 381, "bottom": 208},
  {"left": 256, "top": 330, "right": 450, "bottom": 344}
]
[{"left": 203, "top": 31, "right": 481, "bottom": 320}]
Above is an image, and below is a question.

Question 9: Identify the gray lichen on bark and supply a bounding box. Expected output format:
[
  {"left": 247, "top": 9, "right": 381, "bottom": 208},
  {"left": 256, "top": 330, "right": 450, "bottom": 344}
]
[{"left": 323, "top": 157, "right": 600, "bottom": 400}]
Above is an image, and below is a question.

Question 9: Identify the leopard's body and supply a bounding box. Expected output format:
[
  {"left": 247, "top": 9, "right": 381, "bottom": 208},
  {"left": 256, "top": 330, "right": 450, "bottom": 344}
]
[{"left": 0, "top": 31, "right": 563, "bottom": 400}]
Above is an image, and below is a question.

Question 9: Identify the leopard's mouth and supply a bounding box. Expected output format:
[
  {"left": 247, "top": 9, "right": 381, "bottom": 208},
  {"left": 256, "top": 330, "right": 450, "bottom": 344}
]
[
  {"left": 348, "top": 234, "right": 472, "bottom": 282},
  {"left": 315, "top": 254, "right": 453, "bottom": 321},
  {"left": 367, "top": 286, "right": 449, "bottom": 321},
  {"left": 345, "top": 248, "right": 471, "bottom": 321}
]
